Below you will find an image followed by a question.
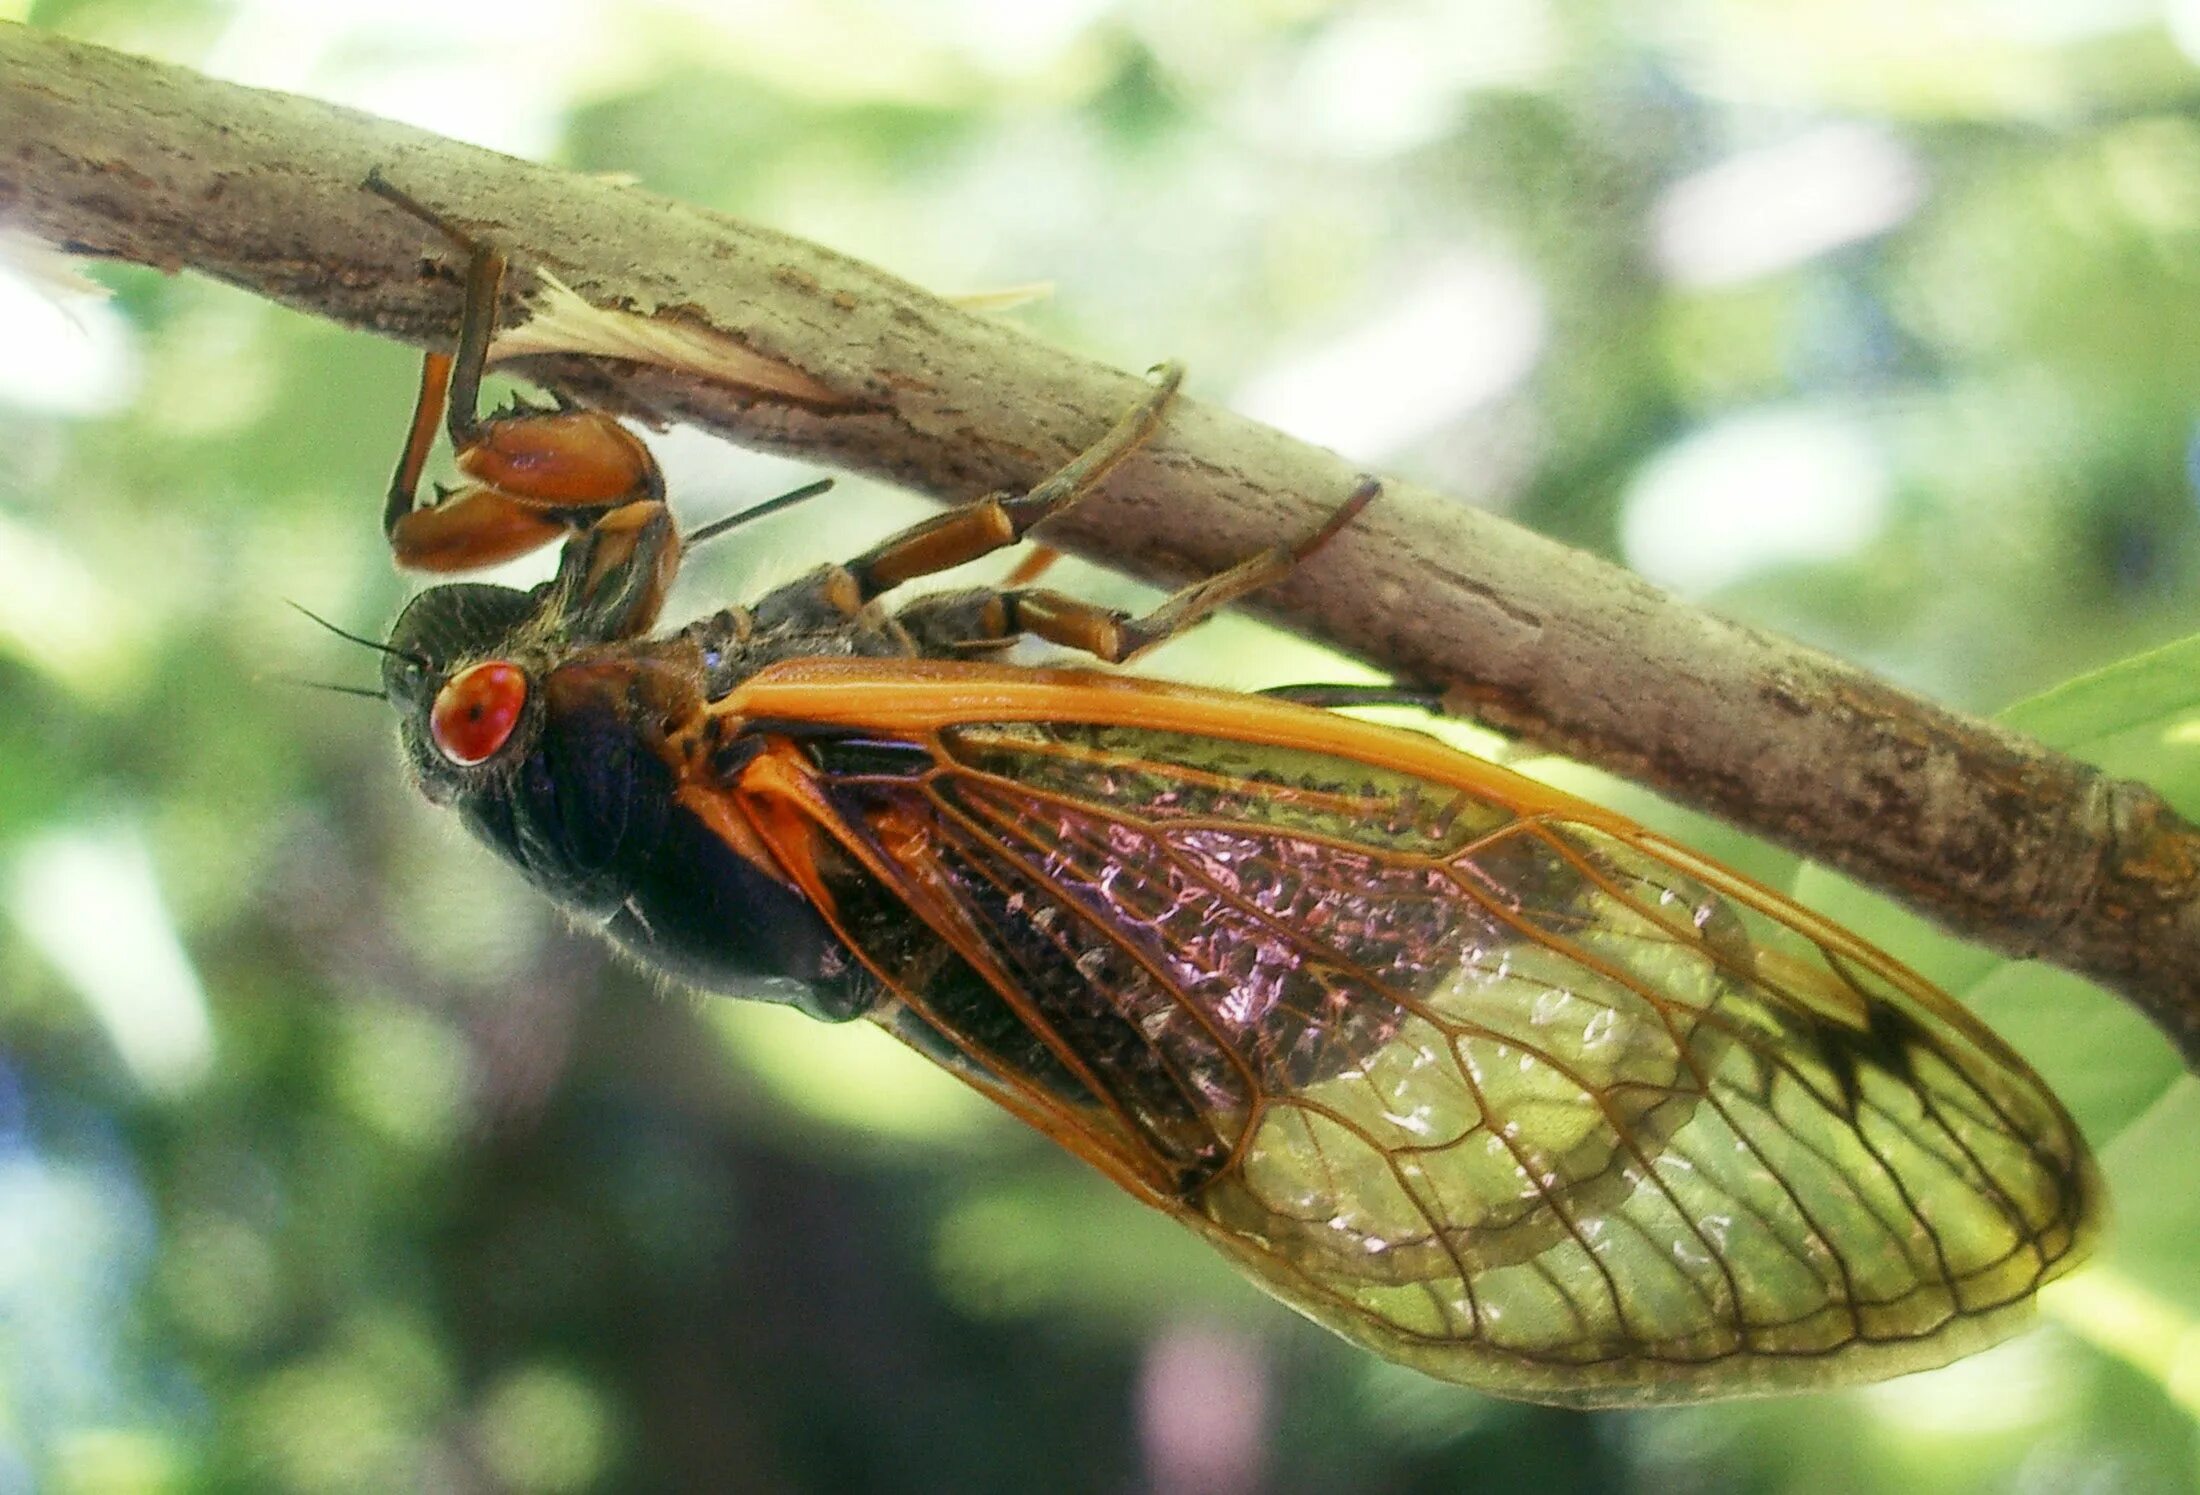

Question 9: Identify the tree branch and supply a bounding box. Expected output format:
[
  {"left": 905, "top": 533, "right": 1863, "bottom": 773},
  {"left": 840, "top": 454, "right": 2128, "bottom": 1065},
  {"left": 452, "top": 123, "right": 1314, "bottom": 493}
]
[{"left": 7, "top": 22, "right": 2199, "bottom": 1070}]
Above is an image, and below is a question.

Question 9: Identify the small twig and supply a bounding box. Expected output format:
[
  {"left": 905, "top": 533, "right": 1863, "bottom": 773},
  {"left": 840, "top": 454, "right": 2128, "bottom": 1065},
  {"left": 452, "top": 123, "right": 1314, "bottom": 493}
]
[{"left": 5, "top": 21, "right": 2198, "bottom": 1068}]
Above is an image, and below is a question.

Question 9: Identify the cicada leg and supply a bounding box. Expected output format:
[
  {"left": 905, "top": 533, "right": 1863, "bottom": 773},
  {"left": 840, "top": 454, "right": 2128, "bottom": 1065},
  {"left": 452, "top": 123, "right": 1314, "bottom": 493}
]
[
  {"left": 840, "top": 362, "right": 1185, "bottom": 597},
  {"left": 999, "top": 544, "right": 1063, "bottom": 588},
  {"left": 895, "top": 476, "right": 1379, "bottom": 663},
  {"left": 367, "top": 171, "right": 666, "bottom": 576},
  {"left": 742, "top": 364, "right": 1186, "bottom": 633}
]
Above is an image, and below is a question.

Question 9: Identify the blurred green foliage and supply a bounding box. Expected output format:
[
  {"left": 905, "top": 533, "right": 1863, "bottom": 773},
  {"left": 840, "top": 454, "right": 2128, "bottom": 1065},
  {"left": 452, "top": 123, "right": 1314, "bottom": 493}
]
[{"left": 5, "top": 0, "right": 2200, "bottom": 1491}]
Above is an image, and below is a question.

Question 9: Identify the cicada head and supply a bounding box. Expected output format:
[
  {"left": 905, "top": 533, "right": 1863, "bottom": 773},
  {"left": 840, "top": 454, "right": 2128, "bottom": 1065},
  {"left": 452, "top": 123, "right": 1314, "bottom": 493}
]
[
  {"left": 381, "top": 576, "right": 710, "bottom": 933},
  {"left": 379, "top": 576, "right": 870, "bottom": 1018},
  {"left": 383, "top": 581, "right": 547, "bottom": 805}
]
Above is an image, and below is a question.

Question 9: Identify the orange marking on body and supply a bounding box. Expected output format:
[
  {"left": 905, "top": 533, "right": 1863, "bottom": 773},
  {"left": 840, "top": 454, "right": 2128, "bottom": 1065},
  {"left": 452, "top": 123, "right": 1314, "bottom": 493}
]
[{"left": 670, "top": 781, "right": 797, "bottom": 886}]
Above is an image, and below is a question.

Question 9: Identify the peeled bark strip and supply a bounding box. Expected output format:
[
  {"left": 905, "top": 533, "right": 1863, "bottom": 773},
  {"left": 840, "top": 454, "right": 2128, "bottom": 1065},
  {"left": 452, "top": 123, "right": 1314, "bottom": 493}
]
[{"left": 5, "top": 22, "right": 2199, "bottom": 1068}]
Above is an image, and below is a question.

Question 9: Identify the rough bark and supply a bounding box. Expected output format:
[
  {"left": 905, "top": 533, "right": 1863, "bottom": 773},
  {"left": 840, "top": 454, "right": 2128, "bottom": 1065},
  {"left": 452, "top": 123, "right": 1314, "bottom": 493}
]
[{"left": 6, "top": 22, "right": 2198, "bottom": 1069}]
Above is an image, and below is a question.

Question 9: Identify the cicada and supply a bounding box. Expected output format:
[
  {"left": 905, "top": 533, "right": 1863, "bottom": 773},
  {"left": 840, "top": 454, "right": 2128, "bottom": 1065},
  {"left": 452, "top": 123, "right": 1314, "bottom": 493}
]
[{"left": 359, "top": 179, "right": 2099, "bottom": 1407}]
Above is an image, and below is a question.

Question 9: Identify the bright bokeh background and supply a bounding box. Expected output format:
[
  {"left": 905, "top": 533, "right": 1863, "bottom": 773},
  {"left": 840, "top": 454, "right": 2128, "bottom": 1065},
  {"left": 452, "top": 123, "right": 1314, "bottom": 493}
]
[{"left": 5, "top": 1, "right": 2200, "bottom": 1491}]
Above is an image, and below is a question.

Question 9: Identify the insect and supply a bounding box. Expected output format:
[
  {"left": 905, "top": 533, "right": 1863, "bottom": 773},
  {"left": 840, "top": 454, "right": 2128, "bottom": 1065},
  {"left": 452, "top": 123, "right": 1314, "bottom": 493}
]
[{"left": 359, "top": 177, "right": 2099, "bottom": 1407}]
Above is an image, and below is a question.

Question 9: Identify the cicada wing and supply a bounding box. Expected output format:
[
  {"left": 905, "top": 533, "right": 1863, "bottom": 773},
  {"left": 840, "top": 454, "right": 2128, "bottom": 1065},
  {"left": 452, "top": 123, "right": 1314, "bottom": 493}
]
[{"left": 721, "top": 674, "right": 2098, "bottom": 1406}]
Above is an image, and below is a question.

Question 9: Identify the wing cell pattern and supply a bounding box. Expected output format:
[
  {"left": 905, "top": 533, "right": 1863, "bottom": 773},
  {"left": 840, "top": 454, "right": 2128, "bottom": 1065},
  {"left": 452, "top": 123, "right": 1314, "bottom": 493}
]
[{"left": 783, "top": 718, "right": 2096, "bottom": 1404}]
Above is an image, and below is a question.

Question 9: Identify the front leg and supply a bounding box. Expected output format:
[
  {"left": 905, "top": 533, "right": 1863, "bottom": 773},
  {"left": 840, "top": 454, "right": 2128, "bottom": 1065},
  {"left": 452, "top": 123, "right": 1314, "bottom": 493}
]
[{"left": 366, "top": 171, "right": 666, "bottom": 575}]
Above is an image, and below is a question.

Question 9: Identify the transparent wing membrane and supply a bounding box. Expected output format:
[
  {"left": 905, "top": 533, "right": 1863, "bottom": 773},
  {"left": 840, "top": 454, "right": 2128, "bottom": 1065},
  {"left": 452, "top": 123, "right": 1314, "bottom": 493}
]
[{"left": 745, "top": 707, "right": 2097, "bottom": 1406}]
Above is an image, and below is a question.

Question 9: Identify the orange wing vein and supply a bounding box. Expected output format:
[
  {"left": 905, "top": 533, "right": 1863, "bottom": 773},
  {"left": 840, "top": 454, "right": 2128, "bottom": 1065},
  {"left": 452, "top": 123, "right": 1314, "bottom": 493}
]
[{"left": 708, "top": 660, "right": 2099, "bottom": 1407}]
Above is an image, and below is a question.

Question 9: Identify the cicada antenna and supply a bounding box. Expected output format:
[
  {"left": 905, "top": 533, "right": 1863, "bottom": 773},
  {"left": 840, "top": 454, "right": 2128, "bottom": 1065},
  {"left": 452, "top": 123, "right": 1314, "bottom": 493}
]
[
  {"left": 266, "top": 676, "right": 390, "bottom": 701},
  {"left": 285, "top": 600, "right": 432, "bottom": 672}
]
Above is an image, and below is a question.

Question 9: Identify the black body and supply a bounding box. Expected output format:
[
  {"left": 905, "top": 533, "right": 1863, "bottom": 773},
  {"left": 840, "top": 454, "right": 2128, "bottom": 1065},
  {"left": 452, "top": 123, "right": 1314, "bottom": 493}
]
[{"left": 383, "top": 571, "right": 888, "bottom": 1024}]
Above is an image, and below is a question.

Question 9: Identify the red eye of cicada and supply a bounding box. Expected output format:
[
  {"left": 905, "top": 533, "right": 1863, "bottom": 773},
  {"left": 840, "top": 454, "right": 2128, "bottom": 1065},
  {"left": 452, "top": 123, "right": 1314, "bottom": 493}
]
[{"left": 430, "top": 661, "right": 528, "bottom": 765}]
